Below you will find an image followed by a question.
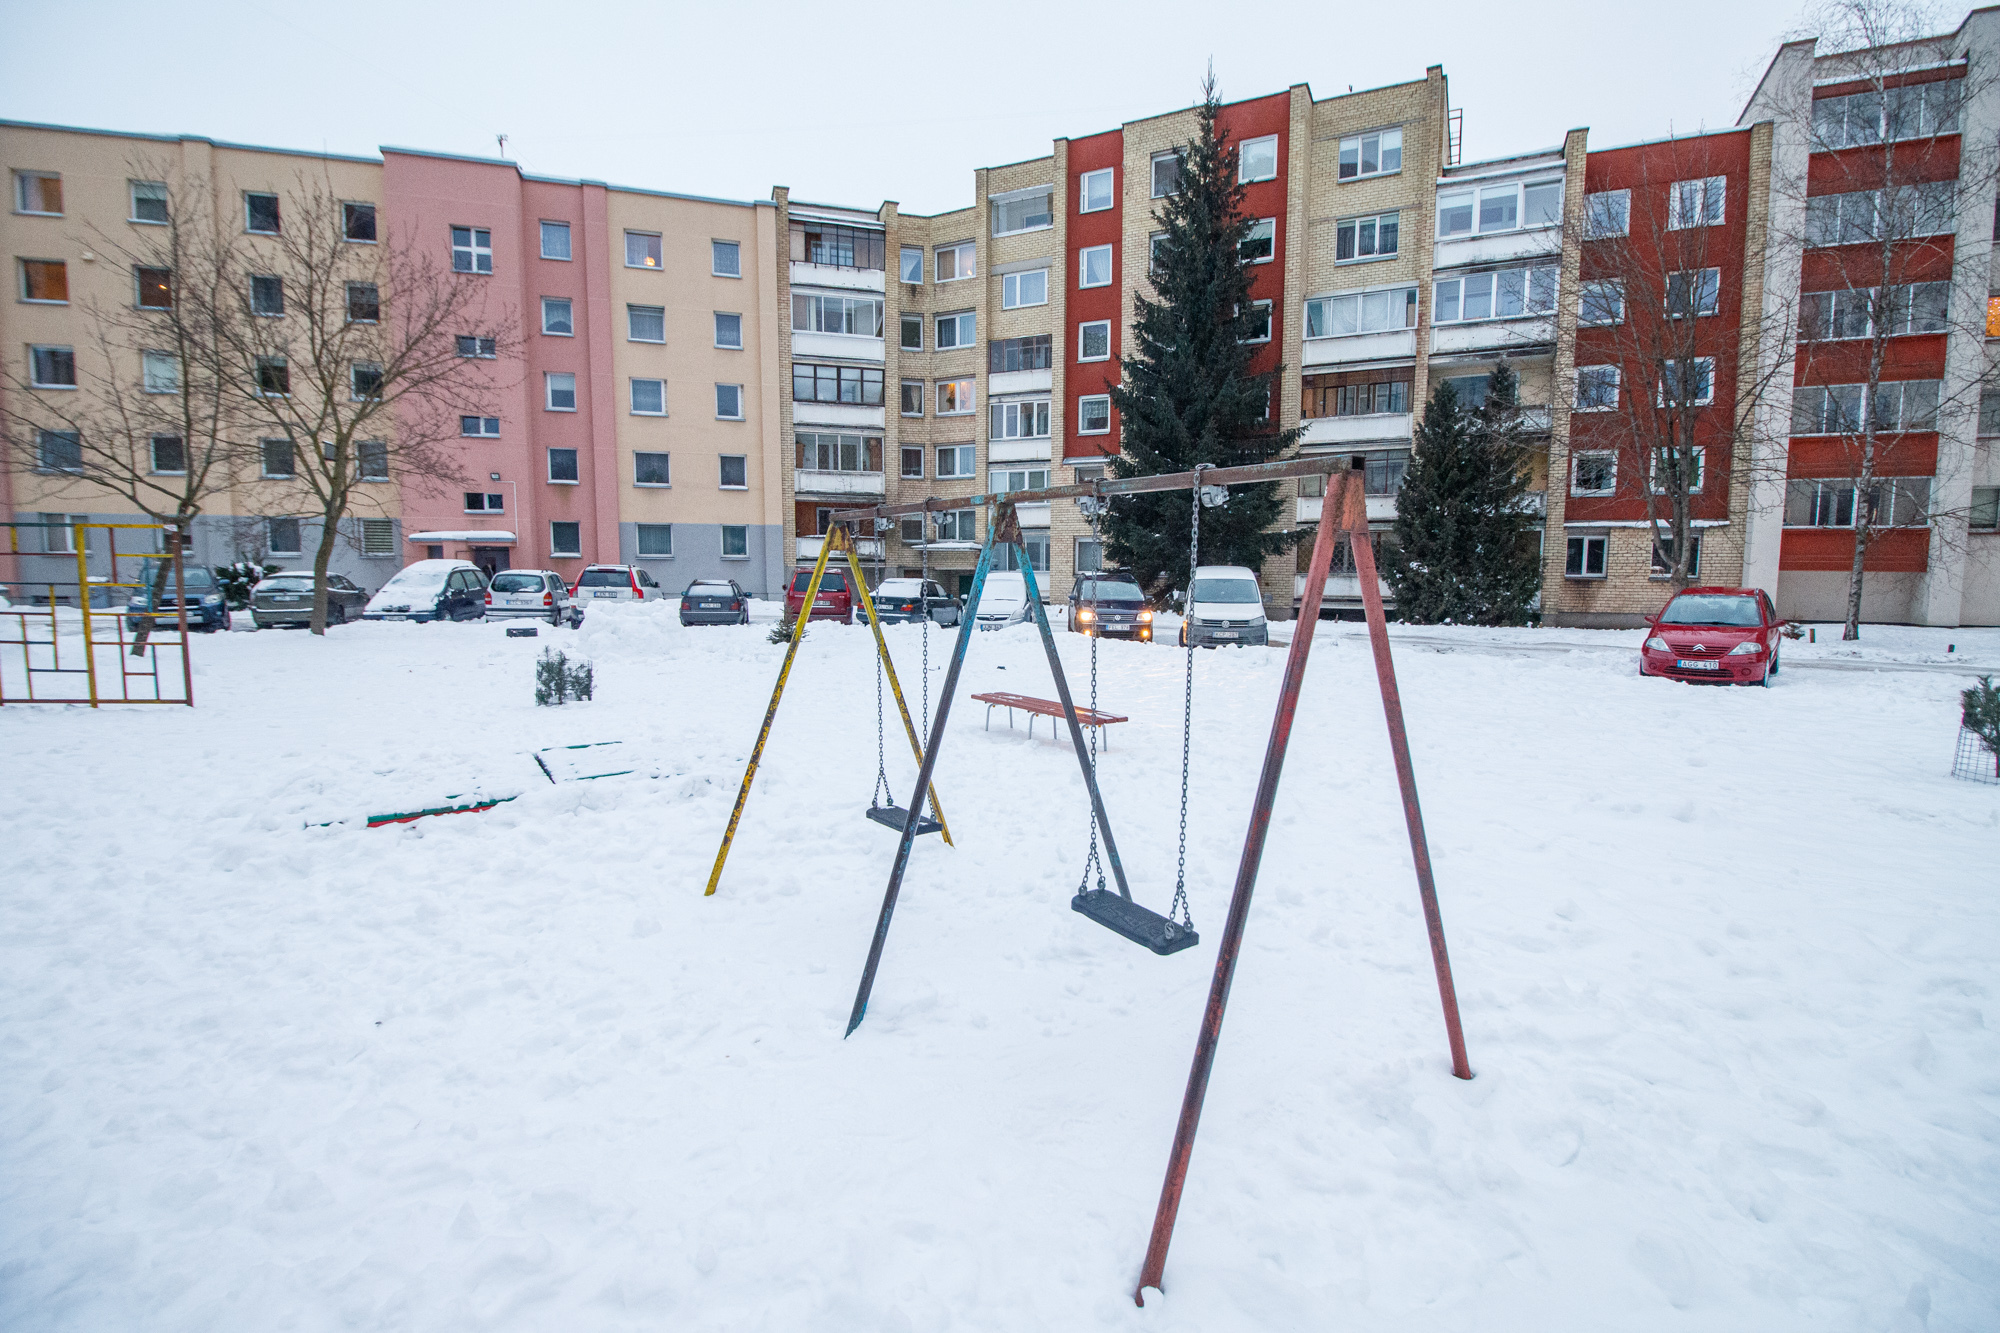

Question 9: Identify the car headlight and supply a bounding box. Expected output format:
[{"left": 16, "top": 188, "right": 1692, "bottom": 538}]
[
  {"left": 1138, "top": 610, "right": 1153, "bottom": 621},
  {"left": 202, "top": 594, "right": 222, "bottom": 606},
  {"left": 1645, "top": 636, "right": 1670, "bottom": 652},
  {"left": 1078, "top": 607, "right": 1094, "bottom": 621},
  {"left": 1727, "top": 641, "right": 1762, "bottom": 656}
]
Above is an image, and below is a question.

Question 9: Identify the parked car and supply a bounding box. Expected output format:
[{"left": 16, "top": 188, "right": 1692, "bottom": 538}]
[
  {"left": 573, "top": 564, "right": 662, "bottom": 603},
  {"left": 871, "top": 577, "right": 961, "bottom": 626},
  {"left": 125, "top": 562, "right": 231, "bottom": 633},
  {"left": 1179, "top": 565, "right": 1268, "bottom": 647},
  {"left": 785, "top": 566, "right": 855, "bottom": 624},
  {"left": 681, "top": 578, "right": 750, "bottom": 626},
  {"left": 486, "top": 569, "right": 582, "bottom": 626},
  {"left": 1068, "top": 573, "right": 1153, "bottom": 641},
  {"left": 250, "top": 571, "right": 368, "bottom": 628},
  {"left": 363, "top": 560, "right": 488, "bottom": 622},
  {"left": 1639, "top": 586, "right": 1783, "bottom": 685},
  {"left": 975, "top": 570, "right": 1033, "bottom": 631}
]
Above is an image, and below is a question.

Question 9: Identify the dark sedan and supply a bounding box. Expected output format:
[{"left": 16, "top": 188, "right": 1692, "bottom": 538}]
[
  {"left": 680, "top": 579, "right": 751, "bottom": 626},
  {"left": 125, "top": 563, "right": 231, "bottom": 633},
  {"left": 1068, "top": 574, "right": 1154, "bottom": 641},
  {"left": 252, "top": 572, "right": 369, "bottom": 628}
]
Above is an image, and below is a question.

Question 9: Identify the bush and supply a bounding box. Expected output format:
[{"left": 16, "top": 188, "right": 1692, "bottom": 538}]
[
  {"left": 1963, "top": 675, "right": 2000, "bottom": 777},
  {"left": 535, "top": 647, "right": 596, "bottom": 706},
  {"left": 215, "top": 560, "right": 279, "bottom": 609}
]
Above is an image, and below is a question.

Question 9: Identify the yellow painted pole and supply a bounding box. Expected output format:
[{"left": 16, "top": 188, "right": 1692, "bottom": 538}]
[
  {"left": 703, "top": 528, "right": 839, "bottom": 896},
  {"left": 844, "top": 540, "right": 952, "bottom": 846},
  {"left": 74, "top": 522, "right": 98, "bottom": 709}
]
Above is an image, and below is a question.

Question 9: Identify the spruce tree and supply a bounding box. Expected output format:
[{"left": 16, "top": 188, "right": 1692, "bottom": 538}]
[
  {"left": 1382, "top": 365, "right": 1542, "bottom": 625},
  {"left": 1102, "top": 77, "right": 1299, "bottom": 597}
]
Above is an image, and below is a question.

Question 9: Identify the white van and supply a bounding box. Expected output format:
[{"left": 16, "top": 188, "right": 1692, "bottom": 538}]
[
  {"left": 975, "top": 570, "right": 1033, "bottom": 630},
  {"left": 1180, "top": 565, "right": 1267, "bottom": 647}
]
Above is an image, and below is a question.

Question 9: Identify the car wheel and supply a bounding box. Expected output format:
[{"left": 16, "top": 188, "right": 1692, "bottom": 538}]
[
  {"left": 1768, "top": 644, "right": 1780, "bottom": 676},
  {"left": 329, "top": 604, "right": 346, "bottom": 626}
]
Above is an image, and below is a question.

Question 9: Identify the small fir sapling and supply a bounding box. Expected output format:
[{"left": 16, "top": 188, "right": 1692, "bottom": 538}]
[
  {"left": 1963, "top": 675, "right": 2000, "bottom": 777},
  {"left": 535, "top": 647, "right": 595, "bottom": 706}
]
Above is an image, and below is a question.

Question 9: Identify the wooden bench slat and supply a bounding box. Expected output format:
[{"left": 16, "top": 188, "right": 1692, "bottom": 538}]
[{"left": 971, "top": 691, "right": 1127, "bottom": 726}]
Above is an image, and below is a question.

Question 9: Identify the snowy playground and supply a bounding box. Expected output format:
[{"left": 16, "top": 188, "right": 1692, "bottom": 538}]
[{"left": 1, "top": 606, "right": 1996, "bottom": 1331}]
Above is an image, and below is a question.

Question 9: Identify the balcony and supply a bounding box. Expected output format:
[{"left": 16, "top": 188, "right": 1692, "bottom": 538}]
[
  {"left": 1011, "top": 501, "right": 1052, "bottom": 527},
  {"left": 794, "top": 469, "right": 885, "bottom": 497},
  {"left": 989, "top": 368, "right": 1052, "bottom": 395},
  {"left": 1295, "top": 571, "right": 1393, "bottom": 607},
  {"left": 793, "top": 400, "right": 885, "bottom": 429},
  {"left": 1296, "top": 495, "right": 1399, "bottom": 523},
  {"left": 1301, "top": 413, "right": 1412, "bottom": 446},
  {"left": 1517, "top": 405, "right": 1551, "bottom": 434},
  {"left": 1301, "top": 328, "right": 1418, "bottom": 368},
  {"left": 789, "top": 261, "right": 883, "bottom": 293},
  {"left": 798, "top": 534, "right": 884, "bottom": 561},
  {"left": 989, "top": 437, "right": 1052, "bottom": 463},
  {"left": 1434, "top": 227, "right": 1561, "bottom": 271},
  {"left": 792, "top": 330, "right": 884, "bottom": 363},
  {"left": 1430, "top": 316, "right": 1556, "bottom": 356}
]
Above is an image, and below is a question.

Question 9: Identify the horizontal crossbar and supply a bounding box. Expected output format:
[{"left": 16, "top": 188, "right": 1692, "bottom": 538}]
[{"left": 831, "top": 455, "right": 1364, "bottom": 523}]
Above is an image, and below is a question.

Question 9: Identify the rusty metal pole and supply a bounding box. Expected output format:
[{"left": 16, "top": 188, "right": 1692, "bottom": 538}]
[
  {"left": 1344, "top": 484, "right": 1472, "bottom": 1082},
  {"left": 1133, "top": 473, "right": 1348, "bottom": 1306}
]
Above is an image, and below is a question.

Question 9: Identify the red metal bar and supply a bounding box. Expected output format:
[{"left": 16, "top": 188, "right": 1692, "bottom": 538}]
[
  {"left": 1133, "top": 472, "right": 1351, "bottom": 1306},
  {"left": 1345, "top": 486, "right": 1471, "bottom": 1082}
]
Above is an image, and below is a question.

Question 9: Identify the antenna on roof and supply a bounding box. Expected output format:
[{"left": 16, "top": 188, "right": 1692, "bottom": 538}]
[{"left": 496, "top": 134, "right": 509, "bottom": 159}]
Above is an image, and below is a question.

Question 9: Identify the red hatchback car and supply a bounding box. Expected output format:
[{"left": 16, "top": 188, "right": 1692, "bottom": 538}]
[
  {"left": 1639, "top": 586, "right": 1784, "bottom": 685},
  {"left": 784, "top": 566, "right": 854, "bottom": 624}
]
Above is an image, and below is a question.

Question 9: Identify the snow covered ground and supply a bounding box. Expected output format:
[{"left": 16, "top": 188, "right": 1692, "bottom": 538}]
[{"left": 2, "top": 606, "right": 1996, "bottom": 1331}]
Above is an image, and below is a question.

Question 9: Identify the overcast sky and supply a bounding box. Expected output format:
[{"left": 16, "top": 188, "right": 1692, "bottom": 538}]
[{"left": 1, "top": 0, "right": 1899, "bottom": 216}]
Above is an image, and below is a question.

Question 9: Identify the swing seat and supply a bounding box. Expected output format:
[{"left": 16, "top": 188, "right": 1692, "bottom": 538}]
[
  {"left": 867, "top": 804, "right": 944, "bottom": 837},
  {"left": 1072, "top": 889, "right": 1200, "bottom": 955}
]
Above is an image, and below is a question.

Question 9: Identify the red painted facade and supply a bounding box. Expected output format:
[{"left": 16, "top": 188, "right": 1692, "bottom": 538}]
[
  {"left": 1219, "top": 95, "right": 1292, "bottom": 428},
  {"left": 1064, "top": 128, "right": 1123, "bottom": 461}
]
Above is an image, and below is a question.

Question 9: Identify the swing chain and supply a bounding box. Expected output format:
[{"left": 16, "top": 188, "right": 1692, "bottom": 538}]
[
  {"left": 1170, "top": 469, "right": 1202, "bottom": 931},
  {"left": 872, "top": 643, "right": 891, "bottom": 809},
  {"left": 1077, "top": 483, "right": 1107, "bottom": 897}
]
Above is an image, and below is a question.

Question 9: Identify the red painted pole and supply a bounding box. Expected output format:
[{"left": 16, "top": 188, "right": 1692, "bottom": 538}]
[
  {"left": 1133, "top": 473, "right": 1348, "bottom": 1306},
  {"left": 1344, "top": 485, "right": 1472, "bottom": 1082}
]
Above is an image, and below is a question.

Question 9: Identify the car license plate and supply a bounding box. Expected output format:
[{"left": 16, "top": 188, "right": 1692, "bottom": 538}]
[
  {"left": 700, "top": 601, "right": 720, "bottom": 609},
  {"left": 1215, "top": 631, "right": 1238, "bottom": 639},
  {"left": 1675, "top": 659, "right": 1719, "bottom": 670},
  {"left": 593, "top": 590, "right": 618, "bottom": 598}
]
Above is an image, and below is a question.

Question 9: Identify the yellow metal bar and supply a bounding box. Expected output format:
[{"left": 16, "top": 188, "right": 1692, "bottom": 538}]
[
  {"left": 844, "top": 541, "right": 953, "bottom": 847},
  {"left": 703, "top": 528, "right": 840, "bottom": 896},
  {"left": 74, "top": 523, "right": 98, "bottom": 709}
]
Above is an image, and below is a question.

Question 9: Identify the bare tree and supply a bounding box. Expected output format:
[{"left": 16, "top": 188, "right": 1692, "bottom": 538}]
[{"left": 216, "top": 174, "right": 517, "bottom": 634}]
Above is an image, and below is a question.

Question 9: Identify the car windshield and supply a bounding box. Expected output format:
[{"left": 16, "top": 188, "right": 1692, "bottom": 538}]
[
  {"left": 138, "top": 562, "right": 217, "bottom": 590},
  {"left": 381, "top": 566, "right": 451, "bottom": 592},
  {"left": 257, "top": 575, "right": 314, "bottom": 591},
  {"left": 490, "top": 573, "right": 543, "bottom": 592},
  {"left": 577, "top": 570, "right": 631, "bottom": 588},
  {"left": 1658, "top": 594, "right": 1761, "bottom": 627},
  {"left": 876, "top": 579, "right": 926, "bottom": 598},
  {"left": 688, "top": 582, "right": 734, "bottom": 595},
  {"left": 791, "top": 570, "right": 848, "bottom": 593},
  {"left": 1190, "top": 578, "right": 1260, "bottom": 604},
  {"left": 1078, "top": 579, "right": 1144, "bottom": 601}
]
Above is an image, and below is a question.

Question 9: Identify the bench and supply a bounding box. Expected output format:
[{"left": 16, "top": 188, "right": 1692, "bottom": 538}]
[{"left": 971, "top": 692, "right": 1128, "bottom": 749}]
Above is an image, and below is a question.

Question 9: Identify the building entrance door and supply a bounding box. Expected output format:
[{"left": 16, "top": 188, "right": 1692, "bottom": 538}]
[{"left": 471, "top": 547, "right": 511, "bottom": 578}]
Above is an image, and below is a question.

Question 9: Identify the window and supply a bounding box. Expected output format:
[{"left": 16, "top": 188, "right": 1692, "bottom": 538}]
[
  {"left": 1574, "top": 365, "right": 1619, "bottom": 411},
  {"left": 1805, "top": 184, "right": 1956, "bottom": 246},
  {"left": 1651, "top": 447, "right": 1706, "bottom": 494},
  {"left": 992, "top": 189, "right": 1054, "bottom": 236},
  {"left": 631, "top": 378, "right": 667, "bottom": 415},
  {"left": 1080, "top": 168, "right": 1114, "bottom": 213},
  {"left": 1812, "top": 82, "right": 1961, "bottom": 149},
  {"left": 1240, "top": 218, "right": 1275, "bottom": 264},
  {"left": 1437, "top": 189, "right": 1474, "bottom": 238},
  {"left": 1665, "top": 268, "right": 1721, "bottom": 318},
  {"left": 721, "top": 525, "right": 748, "bottom": 558},
  {"left": 1338, "top": 128, "right": 1401, "bottom": 181},
  {"left": 635, "top": 451, "right": 671, "bottom": 486},
  {"left": 937, "top": 444, "right": 976, "bottom": 479},
  {"left": 451, "top": 227, "right": 493, "bottom": 274},
  {"left": 268, "top": 518, "right": 301, "bottom": 554},
  {"left": 136, "top": 266, "right": 172, "bottom": 310},
  {"left": 261, "top": 439, "right": 295, "bottom": 478},
  {"left": 995, "top": 531, "right": 1051, "bottom": 572},
  {"left": 1584, "top": 190, "right": 1631, "bottom": 239},
  {"left": 1799, "top": 281, "right": 1950, "bottom": 340},
  {"left": 1784, "top": 477, "right": 1932, "bottom": 528},
  {"left": 21, "top": 259, "right": 67, "bottom": 302},
  {"left": 934, "top": 508, "right": 976, "bottom": 541},
  {"left": 899, "top": 516, "right": 926, "bottom": 544},
  {"left": 249, "top": 274, "right": 284, "bottom": 316},
  {"left": 36, "top": 431, "right": 81, "bottom": 473},
  {"left": 1571, "top": 451, "right": 1616, "bottom": 495},
  {"left": 1080, "top": 245, "right": 1113, "bottom": 287},
  {"left": 1239, "top": 301, "right": 1273, "bottom": 343},
  {"left": 543, "top": 297, "right": 575, "bottom": 336},
  {"left": 540, "top": 221, "right": 572, "bottom": 261},
  {"left": 989, "top": 334, "right": 1052, "bottom": 373},
  {"left": 615, "top": 304, "right": 660, "bottom": 342},
  {"left": 1305, "top": 285, "right": 1418, "bottom": 337},
  {"left": 1240, "top": 135, "right": 1279, "bottom": 183},
  {"left": 901, "top": 445, "right": 924, "bottom": 478},
  {"left": 1659, "top": 358, "right": 1715, "bottom": 408},
  {"left": 1079, "top": 320, "right": 1111, "bottom": 361},
  {"left": 245, "top": 192, "right": 280, "bottom": 234},
  {"left": 461, "top": 415, "right": 500, "bottom": 437},
  {"left": 1668, "top": 176, "right": 1726, "bottom": 229},
  {"left": 715, "top": 384, "right": 743, "bottom": 419},
  {"left": 359, "top": 518, "right": 395, "bottom": 556},
  {"left": 793, "top": 222, "right": 884, "bottom": 270},
  {"left": 346, "top": 282, "right": 380, "bottom": 323},
  {"left": 457, "top": 335, "right": 497, "bottom": 358},
  {"left": 1579, "top": 279, "right": 1625, "bottom": 326},
  {"left": 1151, "top": 151, "right": 1184, "bottom": 198},
  {"left": 350, "top": 362, "right": 383, "bottom": 400},
  {"left": 359, "top": 442, "right": 389, "bottom": 481},
  {"left": 900, "top": 314, "right": 923, "bottom": 351},
  {"left": 38, "top": 513, "right": 87, "bottom": 553},
  {"left": 712, "top": 239, "right": 741, "bottom": 277},
  {"left": 143, "top": 351, "right": 180, "bottom": 393},
  {"left": 131, "top": 181, "right": 168, "bottom": 224},
  {"left": 1983, "top": 389, "right": 2000, "bottom": 437},
  {"left": 1565, "top": 534, "right": 1608, "bottom": 578},
  {"left": 1444, "top": 375, "right": 1493, "bottom": 409},
  {"left": 936, "top": 310, "right": 976, "bottom": 349},
  {"left": 1969, "top": 486, "right": 1999, "bottom": 529},
  {"left": 1432, "top": 265, "right": 1557, "bottom": 322},
  {"left": 15, "top": 171, "right": 62, "bottom": 215},
  {"left": 342, "top": 202, "right": 376, "bottom": 242},
  {"left": 1791, "top": 379, "right": 1939, "bottom": 434},
  {"left": 1079, "top": 395, "right": 1111, "bottom": 434},
  {"left": 548, "top": 448, "right": 579, "bottom": 482},
  {"left": 793, "top": 363, "right": 884, "bottom": 405},
  {"left": 900, "top": 246, "right": 924, "bottom": 284},
  {"left": 1336, "top": 212, "right": 1399, "bottom": 262},
  {"left": 937, "top": 379, "right": 975, "bottom": 415},
  {"left": 901, "top": 379, "right": 925, "bottom": 415},
  {"left": 1305, "top": 378, "right": 1410, "bottom": 418},
  {"left": 931, "top": 242, "right": 976, "bottom": 284},
  {"left": 719, "top": 454, "right": 748, "bottom": 488},
  {"left": 28, "top": 345, "right": 74, "bottom": 388},
  {"left": 795, "top": 432, "right": 882, "bottom": 472},
  {"left": 626, "top": 231, "right": 662, "bottom": 269},
  {"left": 1002, "top": 270, "right": 1049, "bottom": 309},
  {"left": 714, "top": 312, "right": 743, "bottom": 348},
  {"left": 792, "top": 291, "right": 884, "bottom": 337},
  {"left": 256, "top": 356, "right": 289, "bottom": 396},
  {"left": 637, "top": 524, "right": 674, "bottom": 557},
  {"left": 464, "top": 492, "right": 505, "bottom": 512},
  {"left": 1075, "top": 537, "right": 1103, "bottom": 572},
  {"left": 151, "top": 435, "right": 185, "bottom": 474},
  {"left": 551, "top": 522, "right": 581, "bottom": 557},
  {"left": 990, "top": 398, "right": 1050, "bottom": 439},
  {"left": 546, "top": 372, "right": 577, "bottom": 411},
  {"left": 1149, "top": 231, "right": 1171, "bottom": 276}
]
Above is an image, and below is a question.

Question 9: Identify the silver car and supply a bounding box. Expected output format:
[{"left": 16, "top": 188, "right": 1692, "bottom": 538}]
[
  {"left": 486, "top": 569, "right": 583, "bottom": 626},
  {"left": 574, "top": 564, "right": 662, "bottom": 602}
]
